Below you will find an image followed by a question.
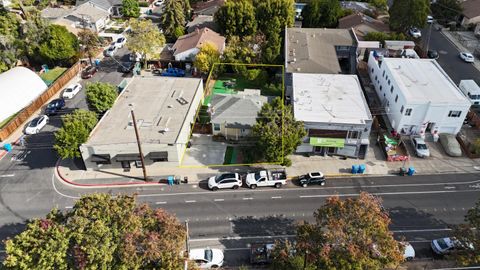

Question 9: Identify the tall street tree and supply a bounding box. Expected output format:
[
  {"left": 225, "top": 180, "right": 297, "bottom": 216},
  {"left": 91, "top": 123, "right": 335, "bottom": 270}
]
[
  {"left": 452, "top": 198, "right": 480, "bottom": 266},
  {"left": 272, "top": 193, "right": 404, "bottom": 269},
  {"left": 214, "top": 0, "right": 257, "bottom": 38},
  {"left": 161, "top": 0, "right": 187, "bottom": 39},
  {"left": 122, "top": 0, "right": 140, "bottom": 18},
  {"left": 53, "top": 109, "right": 98, "bottom": 159},
  {"left": 389, "top": 0, "right": 430, "bottom": 32},
  {"left": 78, "top": 29, "right": 101, "bottom": 65},
  {"left": 252, "top": 97, "right": 306, "bottom": 166},
  {"left": 85, "top": 82, "right": 118, "bottom": 114},
  {"left": 126, "top": 18, "right": 166, "bottom": 67},
  {"left": 431, "top": 0, "right": 462, "bottom": 25},
  {"left": 193, "top": 42, "right": 220, "bottom": 74},
  {"left": 3, "top": 194, "right": 188, "bottom": 270},
  {"left": 38, "top": 24, "right": 79, "bottom": 66},
  {"left": 302, "top": 0, "right": 342, "bottom": 28}
]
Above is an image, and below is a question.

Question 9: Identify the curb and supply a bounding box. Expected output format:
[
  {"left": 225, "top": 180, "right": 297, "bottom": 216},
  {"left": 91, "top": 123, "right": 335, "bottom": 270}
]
[
  {"left": 0, "top": 135, "right": 23, "bottom": 161},
  {"left": 55, "top": 159, "right": 166, "bottom": 188}
]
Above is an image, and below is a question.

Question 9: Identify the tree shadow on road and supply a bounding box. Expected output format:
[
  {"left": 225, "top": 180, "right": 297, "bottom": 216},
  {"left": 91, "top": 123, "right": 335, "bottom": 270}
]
[
  {"left": 231, "top": 215, "right": 297, "bottom": 237},
  {"left": 0, "top": 222, "right": 26, "bottom": 251}
]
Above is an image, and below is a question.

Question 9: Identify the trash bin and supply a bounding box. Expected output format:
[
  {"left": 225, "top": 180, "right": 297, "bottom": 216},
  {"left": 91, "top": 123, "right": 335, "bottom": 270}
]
[
  {"left": 407, "top": 167, "right": 415, "bottom": 176},
  {"left": 351, "top": 165, "right": 359, "bottom": 174},
  {"left": 358, "top": 164, "right": 366, "bottom": 174},
  {"left": 167, "top": 176, "right": 174, "bottom": 186},
  {"left": 399, "top": 167, "right": 407, "bottom": 176},
  {"left": 175, "top": 175, "right": 181, "bottom": 185},
  {"left": 3, "top": 143, "right": 12, "bottom": 152},
  {"left": 184, "top": 176, "right": 189, "bottom": 184}
]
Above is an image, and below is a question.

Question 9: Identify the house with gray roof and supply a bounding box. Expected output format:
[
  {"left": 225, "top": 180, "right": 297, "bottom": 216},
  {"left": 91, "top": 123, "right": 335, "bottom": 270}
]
[
  {"left": 209, "top": 90, "right": 269, "bottom": 140},
  {"left": 76, "top": 0, "right": 122, "bottom": 16}
]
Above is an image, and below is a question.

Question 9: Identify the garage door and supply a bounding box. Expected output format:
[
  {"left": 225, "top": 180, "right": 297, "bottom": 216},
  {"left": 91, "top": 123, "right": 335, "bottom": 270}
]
[{"left": 439, "top": 126, "right": 457, "bottom": 134}]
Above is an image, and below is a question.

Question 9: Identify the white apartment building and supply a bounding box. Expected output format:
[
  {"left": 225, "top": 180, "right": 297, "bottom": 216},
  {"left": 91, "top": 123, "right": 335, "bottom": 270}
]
[{"left": 367, "top": 52, "right": 471, "bottom": 138}]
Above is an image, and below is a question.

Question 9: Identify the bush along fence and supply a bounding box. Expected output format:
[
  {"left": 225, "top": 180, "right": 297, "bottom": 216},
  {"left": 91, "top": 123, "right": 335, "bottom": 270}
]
[{"left": 0, "top": 62, "right": 82, "bottom": 141}]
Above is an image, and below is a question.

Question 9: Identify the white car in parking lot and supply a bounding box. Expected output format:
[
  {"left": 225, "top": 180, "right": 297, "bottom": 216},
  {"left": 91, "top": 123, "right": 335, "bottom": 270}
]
[
  {"left": 460, "top": 52, "right": 475, "bottom": 63},
  {"left": 62, "top": 83, "right": 82, "bottom": 99},
  {"left": 189, "top": 248, "right": 224, "bottom": 269},
  {"left": 25, "top": 115, "right": 49, "bottom": 135},
  {"left": 207, "top": 173, "right": 242, "bottom": 191}
]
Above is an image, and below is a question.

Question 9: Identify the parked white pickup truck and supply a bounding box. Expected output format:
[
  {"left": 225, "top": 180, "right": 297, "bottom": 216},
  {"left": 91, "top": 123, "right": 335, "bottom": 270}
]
[{"left": 245, "top": 169, "right": 287, "bottom": 189}]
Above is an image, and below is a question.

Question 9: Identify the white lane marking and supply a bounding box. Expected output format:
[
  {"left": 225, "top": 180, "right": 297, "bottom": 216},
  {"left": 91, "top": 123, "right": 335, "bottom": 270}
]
[
  {"left": 299, "top": 189, "right": 480, "bottom": 198},
  {"left": 155, "top": 201, "right": 167, "bottom": 205},
  {"left": 51, "top": 167, "right": 80, "bottom": 199},
  {"left": 185, "top": 200, "right": 196, "bottom": 203},
  {"left": 214, "top": 199, "right": 224, "bottom": 202},
  {"left": 433, "top": 267, "right": 480, "bottom": 270},
  {"left": 0, "top": 249, "right": 5, "bottom": 253},
  {"left": 444, "top": 186, "right": 456, "bottom": 189},
  {"left": 242, "top": 197, "right": 253, "bottom": 200},
  {"left": 271, "top": 196, "right": 282, "bottom": 199},
  {"left": 0, "top": 174, "right": 15, "bottom": 178},
  {"left": 391, "top": 228, "right": 451, "bottom": 233},
  {"left": 65, "top": 206, "right": 73, "bottom": 209}
]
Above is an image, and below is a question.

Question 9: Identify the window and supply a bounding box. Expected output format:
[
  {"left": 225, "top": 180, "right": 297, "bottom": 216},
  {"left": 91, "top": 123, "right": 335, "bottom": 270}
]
[
  {"left": 386, "top": 101, "right": 390, "bottom": 107},
  {"left": 400, "top": 105, "right": 404, "bottom": 113},
  {"left": 380, "top": 85, "right": 383, "bottom": 91},
  {"left": 448, "top": 110, "right": 462, "bottom": 117},
  {"left": 390, "top": 86, "right": 394, "bottom": 93},
  {"left": 371, "top": 68, "right": 374, "bottom": 73},
  {"left": 375, "top": 75, "right": 378, "bottom": 80},
  {"left": 135, "top": 160, "right": 143, "bottom": 168},
  {"left": 213, "top": 123, "right": 220, "bottom": 131},
  {"left": 388, "top": 79, "right": 391, "bottom": 85},
  {"left": 395, "top": 95, "right": 398, "bottom": 102},
  {"left": 386, "top": 75, "right": 388, "bottom": 81},
  {"left": 382, "top": 70, "right": 385, "bottom": 77},
  {"left": 405, "top": 108, "right": 412, "bottom": 116},
  {"left": 348, "top": 131, "right": 359, "bottom": 139}
]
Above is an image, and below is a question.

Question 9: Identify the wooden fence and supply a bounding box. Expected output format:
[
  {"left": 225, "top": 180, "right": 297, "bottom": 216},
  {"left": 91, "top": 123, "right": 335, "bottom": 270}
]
[{"left": 0, "top": 62, "right": 82, "bottom": 141}]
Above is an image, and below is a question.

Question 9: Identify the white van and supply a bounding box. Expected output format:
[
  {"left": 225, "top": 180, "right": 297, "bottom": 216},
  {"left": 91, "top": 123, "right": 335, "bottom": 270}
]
[{"left": 459, "top": 80, "right": 480, "bottom": 106}]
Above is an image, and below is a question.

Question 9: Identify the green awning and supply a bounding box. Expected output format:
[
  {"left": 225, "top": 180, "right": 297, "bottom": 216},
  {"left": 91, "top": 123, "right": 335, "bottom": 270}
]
[{"left": 310, "top": 137, "right": 345, "bottom": 147}]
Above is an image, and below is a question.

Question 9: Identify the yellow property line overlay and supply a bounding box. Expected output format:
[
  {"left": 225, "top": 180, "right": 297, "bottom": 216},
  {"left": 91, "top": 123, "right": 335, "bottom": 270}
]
[{"left": 179, "top": 62, "right": 285, "bottom": 168}]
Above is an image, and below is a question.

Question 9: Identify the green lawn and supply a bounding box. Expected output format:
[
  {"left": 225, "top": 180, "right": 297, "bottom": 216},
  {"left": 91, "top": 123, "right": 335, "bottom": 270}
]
[
  {"left": 40, "top": 67, "right": 67, "bottom": 86},
  {"left": 223, "top": 146, "right": 234, "bottom": 165},
  {"left": 0, "top": 113, "right": 18, "bottom": 128}
]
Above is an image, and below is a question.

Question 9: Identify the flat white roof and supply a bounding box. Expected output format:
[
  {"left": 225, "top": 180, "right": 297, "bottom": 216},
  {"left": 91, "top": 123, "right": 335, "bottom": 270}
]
[
  {"left": 87, "top": 75, "right": 202, "bottom": 145},
  {"left": 293, "top": 73, "right": 372, "bottom": 125},
  {"left": 382, "top": 57, "right": 470, "bottom": 105}
]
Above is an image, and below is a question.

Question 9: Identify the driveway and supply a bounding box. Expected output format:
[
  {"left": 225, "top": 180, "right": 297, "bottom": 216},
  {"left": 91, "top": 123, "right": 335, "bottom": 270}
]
[{"left": 181, "top": 134, "right": 227, "bottom": 166}]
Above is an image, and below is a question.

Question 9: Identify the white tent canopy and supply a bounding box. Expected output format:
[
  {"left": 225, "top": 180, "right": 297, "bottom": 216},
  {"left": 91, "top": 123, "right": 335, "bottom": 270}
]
[{"left": 0, "top": 67, "right": 48, "bottom": 123}]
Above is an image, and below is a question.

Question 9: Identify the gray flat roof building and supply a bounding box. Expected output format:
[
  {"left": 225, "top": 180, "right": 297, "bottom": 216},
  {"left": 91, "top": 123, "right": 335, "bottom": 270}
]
[{"left": 80, "top": 75, "right": 203, "bottom": 170}]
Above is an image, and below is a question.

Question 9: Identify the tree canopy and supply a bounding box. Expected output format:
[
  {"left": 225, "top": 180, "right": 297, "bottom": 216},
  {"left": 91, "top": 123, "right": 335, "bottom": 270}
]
[
  {"left": 126, "top": 18, "right": 166, "bottom": 66},
  {"left": 161, "top": 0, "right": 188, "bottom": 39},
  {"left": 85, "top": 82, "right": 118, "bottom": 114},
  {"left": 272, "top": 193, "right": 404, "bottom": 269},
  {"left": 214, "top": 0, "right": 257, "bottom": 38},
  {"left": 78, "top": 29, "right": 101, "bottom": 64},
  {"left": 431, "top": 0, "right": 462, "bottom": 25},
  {"left": 38, "top": 24, "right": 79, "bottom": 66},
  {"left": 389, "top": 0, "right": 430, "bottom": 32},
  {"left": 53, "top": 109, "right": 98, "bottom": 159},
  {"left": 252, "top": 97, "right": 306, "bottom": 166},
  {"left": 452, "top": 198, "right": 480, "bottom": 266},
  {"left": 193, "top": 42, "right": 220, "bottom": 74},
  {"left": 302, "top": 0, "right": 342, "bottom": 28},
  {"left": 3, "top": 194, "right": 188, "bottom": 270},
  {"left": 122, "top": 0, "right": 141, "bottom": 18}
]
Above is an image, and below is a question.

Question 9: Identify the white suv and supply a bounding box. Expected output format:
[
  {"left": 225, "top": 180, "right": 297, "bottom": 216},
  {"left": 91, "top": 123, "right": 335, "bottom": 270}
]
[{"left": 208, "top": 173, "right": 242, "bottom": 191}]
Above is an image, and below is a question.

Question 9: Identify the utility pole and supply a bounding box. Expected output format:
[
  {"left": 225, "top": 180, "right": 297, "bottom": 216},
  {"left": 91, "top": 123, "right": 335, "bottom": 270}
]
[
  {"left": 184, "top": 221, "right": 190, "bottom": 270},
  {"left": 129, "top": 104, "right": 148, "bottom": 181},
  {"left": 424, "top": 21, "right": 434, "bottom": 57}
]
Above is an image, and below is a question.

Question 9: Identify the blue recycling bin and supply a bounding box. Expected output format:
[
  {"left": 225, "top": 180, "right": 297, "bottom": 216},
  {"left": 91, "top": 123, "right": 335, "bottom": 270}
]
[
  {"left": 407, "top": 167, "right": 415, "bottom": 176},
  {"left": 94, "top": 59, "right": 100, "bottom": 67},
  {"left": 167, "top": 176, "right": 174, "bottom": 186},
  {"left": 351, "top": 164, "right": 359, "bottom": 174},
  {"left": 3, "top": 143, "right": 12, "bottom": 152},
  {"left": 358, "top": 164, "right": 366, "bottom": 174}
]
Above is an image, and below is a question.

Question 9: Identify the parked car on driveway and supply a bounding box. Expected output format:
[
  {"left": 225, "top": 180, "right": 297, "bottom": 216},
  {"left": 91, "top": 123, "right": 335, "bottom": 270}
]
[
  {"left": 460, "top": 52, "right": 475, "bottom": 63},
  {"left": 431, "top": 237, "right": 474, "bottom": 255},
  {"left": 104, "top": 45, "right": 117, "bottom": 57},
  {"left": 412, "top": 137, "right": 430, "bottom": 158},
  {"left": 115, "top": 36, "right": 126, "bottom": 48},
  {"left": 25, "top": 115, "right": 49, "bottom": 135},
  {"left": 45, "top": 98, "right": 65, "bottom": 115},
  {"left": 207, "top": 173, "right": 242, "bottom": 191},
  {"left": 189, "top": 248, "right": 224, "bottom": 269},
  {"left": 118, "top": 61, "right": 135, "bottom": 73},
  {"left": 154, "top": 0, "right": 164, "bottom": 6},
  {"left": 439, "top": 133, "right": 462, "bottom": 157},
  {"left": 81, "top": 65, "right": 97, "bottom": 79},
  {"left": 408, "top": 27, "right": 422, "bottom": 38},
  {"left": 298, "top": 171, "right": 325, "bottom": 187},
  {"left": 62, "top": 83, "right": 82, "bottom": 99}
]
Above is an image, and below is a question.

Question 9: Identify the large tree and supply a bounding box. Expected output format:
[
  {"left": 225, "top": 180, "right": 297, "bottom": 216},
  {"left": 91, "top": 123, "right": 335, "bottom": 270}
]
[
  {"left": 302, "top": 0, "right": 342, "bottom": 28},
  {"left": 252, "top": 97, "right": 306, "bottom": 166},
  {"left": 214, "top": 0, "right": 257, "bottom": 38},
  {"left": 53, "top": 109, "right": 98, "bottom": 159},
  {"left": 78, "top": 29, "right": 101, "bottom": 65},
  {"left": 85, "top": 82, "right": 118, "bottom": 114},
  {"left": 38, "top": 24, "right": 79, "bottom": 66},
  {"left": 452, "top": 198, "right": 480, "bottom": 266},
  {"left": 272, "top": 193, "right": 404, "bottom": 269},
  {"left": 431, "top": 0, "right": 462, "bottom": 25},
  {"left": 161, "top": 0, "right": 187, "bottom": 39},
  {"left": 193, "top": 42, "right": 220, "bottom": 74},
  {"left": 126, "top": 18, "right": 166, "bottom": 67},
  {"left": 3, "top": 194, "right": 188, "bottom": 270},
  {"left": 389, "top": 0, "right": 430, "bottom": 32},
  {"left": 122, "top": 0, "right": 140, "bottom": 17}
]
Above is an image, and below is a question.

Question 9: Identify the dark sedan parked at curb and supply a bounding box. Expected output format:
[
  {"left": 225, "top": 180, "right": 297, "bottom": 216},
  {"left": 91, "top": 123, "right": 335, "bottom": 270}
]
[
  {"left": 81, "top": 65, "right": 97, "bottom": 79},
  {"left": 299, "top": 171, "right": 326, "bottom": 187},
  {"left": 45, "top": 98, "right": 65, "bottom": 115},
  {"left": 118, "top": 62, "right": 135, "bottom": 73}
]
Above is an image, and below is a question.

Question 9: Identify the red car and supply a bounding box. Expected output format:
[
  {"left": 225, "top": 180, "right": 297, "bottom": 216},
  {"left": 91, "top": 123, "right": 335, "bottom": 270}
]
[{"left": 81, "top": 65, "right": 97, "bottom": 79}]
